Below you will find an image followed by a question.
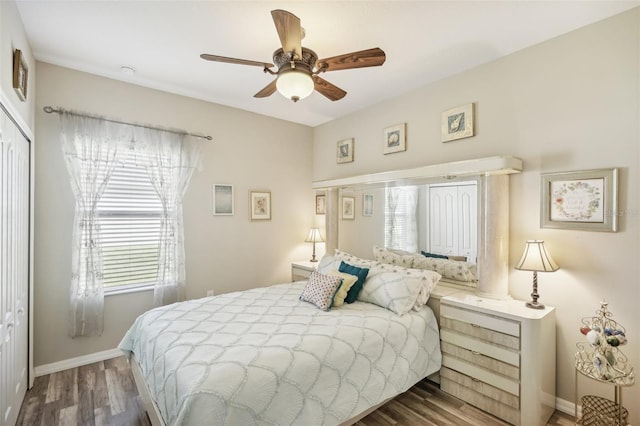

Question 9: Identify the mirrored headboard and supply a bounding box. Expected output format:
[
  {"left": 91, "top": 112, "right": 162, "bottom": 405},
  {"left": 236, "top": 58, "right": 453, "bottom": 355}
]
[{"left": 312, "top": 156, "right": 523, "bottom": 299}]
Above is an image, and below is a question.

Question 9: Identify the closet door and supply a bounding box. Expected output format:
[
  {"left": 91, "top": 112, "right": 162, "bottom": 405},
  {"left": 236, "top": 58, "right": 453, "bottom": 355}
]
[
  {"left": 428, "top": 185, "right": 458, "bottom": 255},
  {"left": 0, "top": 107, "right": 29, "bottom": 426},
  {"left": 458, "top": 184, "right": 477, "bottom": 262}
]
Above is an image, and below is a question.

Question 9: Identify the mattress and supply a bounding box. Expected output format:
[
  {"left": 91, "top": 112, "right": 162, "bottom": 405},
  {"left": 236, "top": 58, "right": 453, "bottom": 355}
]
[{"left": 118, "top": 281, "right": 441, "bottom": 425}]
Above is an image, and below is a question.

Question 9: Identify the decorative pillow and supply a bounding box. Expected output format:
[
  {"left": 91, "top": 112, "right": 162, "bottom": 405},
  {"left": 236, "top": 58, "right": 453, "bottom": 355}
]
[
  {"left": 333, "top": 250, "right": 377, "bottom": 268},
  {"left": 372, "top": 246, "right": 415, "bottom": 267},
  {"left": 338, "top": 261, "right": 370, "bottom": 303},
  {"left": 367, "top": 262, "right": 441, "bottom": 310},
  {"left": 412, "top": 256, "right": 477, "bottom": 282},
  {"left": 327, "top": 270, "right": 358, "bottom": 307},
  {"left": 299, "top": 271, "right": 343, "bottom": 311},
  {"left": 421, "top": 250, "right": 449, "bottom": 259},
  {"left": 358, "top": 272, "right": 423, "bottom": 316},
  {"left": 317, "top": 254, "right": 341, "bottom": 275}
]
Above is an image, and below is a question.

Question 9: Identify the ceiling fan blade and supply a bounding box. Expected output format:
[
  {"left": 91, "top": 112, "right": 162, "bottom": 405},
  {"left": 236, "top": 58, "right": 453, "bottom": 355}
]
[
  {"left": 317, "top": 47, "right": 386, "bottom": 72},
  {"left": 200, "top": 54, "right": 273, "bottom": 69},
  {"left": 271, "top": 9, "right": 302, "bottom": 60},
  {"left": 312, "top": 76, "right": 347, "bottom": 101},
  {"left": 254, "top": 79, "right": 278, "bottom": 98}
]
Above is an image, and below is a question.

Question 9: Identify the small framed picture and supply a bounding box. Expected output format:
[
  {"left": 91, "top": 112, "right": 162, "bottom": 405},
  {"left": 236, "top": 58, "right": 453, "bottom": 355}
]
[
  {"left": 250, "top": 191, "right": 271, "bottom": 221},
  {"left": 12, "top": 49, "right": 28, "bottom": 102},
  {"left": 212, "top": 184, "right": 234, "bottom": 215},
  {"left": 383, "top": 123, "right": 406, "bottom": 154},
  {"left": 336, "top": 138, "right": 354, "bottom": 163},
  {"left": 541, "top": 168, "right": 618, "bottom": 232},
  {"left": 363, "top": 194, "right": 373, "bottom": 217},
  {"left": 316, "top": 194, "right": 326, "bottom": 215},
  {"left": 342, "top": 196, "right": 355, "bottom": 220},
  {"left": 441, "top": 103, "right": 474, "bottom": 142}
]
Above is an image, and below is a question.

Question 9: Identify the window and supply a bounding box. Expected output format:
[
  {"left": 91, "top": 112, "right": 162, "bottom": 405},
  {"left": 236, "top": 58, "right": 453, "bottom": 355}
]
[
  {"left": 96, "top": 149, "right": 162, "bottom": 292},
  {"left": 384, "top": 186, "right": 418, "bottom": 252}
]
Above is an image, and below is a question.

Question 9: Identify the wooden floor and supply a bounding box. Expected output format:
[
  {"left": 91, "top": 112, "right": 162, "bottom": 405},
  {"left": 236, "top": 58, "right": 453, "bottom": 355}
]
[{"left": 17, "top": 356, "right": 575, "bottom": 426}]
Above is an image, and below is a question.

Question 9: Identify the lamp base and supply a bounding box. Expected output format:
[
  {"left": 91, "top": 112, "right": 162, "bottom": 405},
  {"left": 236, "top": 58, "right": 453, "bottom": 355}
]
[
  {"left": 309, "top": 257, "right": 318, "bottom": 262},
  {"left": 526, "top": 300, "right": 545, "bottom": 309}
]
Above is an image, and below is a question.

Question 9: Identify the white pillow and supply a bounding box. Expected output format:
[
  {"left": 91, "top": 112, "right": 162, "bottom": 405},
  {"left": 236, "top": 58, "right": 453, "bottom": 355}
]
[
  {"left": 333, "top": 249, "right": 377, "bottom": 268},
  {"left": 367, "top": 263, "right": 441, "bottom": 310},
  {"left": 412, "top": 256, "right": 477, "bottom": 282},
  {"left": 372, "top": 245, "right": 415, "bottom": 267},
  {"left": 317, "top": 254, "right": 341, "bottom": 274},
  {"left": 357, "top": 272, "right": 423, "bottom": 316}
]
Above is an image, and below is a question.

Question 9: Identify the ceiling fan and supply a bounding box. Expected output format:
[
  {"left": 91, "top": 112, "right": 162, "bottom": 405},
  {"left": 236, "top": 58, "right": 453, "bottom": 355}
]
[{"left": 200, "top": 9, "right": 386, "bottom": 102}]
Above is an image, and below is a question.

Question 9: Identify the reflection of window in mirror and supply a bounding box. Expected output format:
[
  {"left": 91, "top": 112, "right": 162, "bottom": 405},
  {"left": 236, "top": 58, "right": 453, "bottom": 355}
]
[{"left": 384, "top": 186, "right": 419, "bottom": 252}]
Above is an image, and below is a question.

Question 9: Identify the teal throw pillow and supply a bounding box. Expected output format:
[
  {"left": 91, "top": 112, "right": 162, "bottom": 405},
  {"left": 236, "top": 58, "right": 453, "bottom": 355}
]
[
  {"left": 338, "top": 261, "right": 369, "bottom": 303},
  {"left": 421, "top": 250, "right": 448, "bottom": 259}
]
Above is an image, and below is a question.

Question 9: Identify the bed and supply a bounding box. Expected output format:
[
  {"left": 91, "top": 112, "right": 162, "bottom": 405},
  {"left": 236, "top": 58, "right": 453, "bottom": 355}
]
[{"left": 119, "top": 279, "right": 442, "bottom": 425}]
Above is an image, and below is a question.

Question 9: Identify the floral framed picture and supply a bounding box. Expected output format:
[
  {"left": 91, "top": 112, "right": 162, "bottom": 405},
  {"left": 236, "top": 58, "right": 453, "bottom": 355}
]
[
  {"left": 541, "top": 168, "right": 618, "bottom": 232},
  {"left": 383, "top": 123, "right": 406, "bottom": 154},
  {"left": 212, "top": 184, "right": 234, "bottom": 215},
  {"left": 250, "top": 191, "right": 271, "bottom": 221},
  {"left": 441, "top": 103, "right": 474, "bottom": 142},
  {"left": 363, "top": 194, "right": 373, "bottom": 217},
  {"left": 336, "top": 138, "right": 354, "bottom": 163},
  {"left": 342, "top": 196, "right": 355, "bottom": 220},
  {"left": 315, "top": 194, "right": 326, "bottom": 215}
]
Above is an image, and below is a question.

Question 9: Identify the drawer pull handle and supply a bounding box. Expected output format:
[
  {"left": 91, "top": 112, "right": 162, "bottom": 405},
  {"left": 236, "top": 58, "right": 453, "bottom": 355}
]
[
  {"left": 471, "top": 350, "right": 481, "bottom": 356},
  {"left": 471, "top": 323, "right": 481, "bottom": 328},
  {"left": 471, "top": 377, "right": 481, "bottom": 382}
]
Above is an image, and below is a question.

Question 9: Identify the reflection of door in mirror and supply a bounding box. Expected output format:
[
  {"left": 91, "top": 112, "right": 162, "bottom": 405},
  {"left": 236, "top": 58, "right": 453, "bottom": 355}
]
[{"left": 427, "top": 182, "right": 477, "bottom": 263}]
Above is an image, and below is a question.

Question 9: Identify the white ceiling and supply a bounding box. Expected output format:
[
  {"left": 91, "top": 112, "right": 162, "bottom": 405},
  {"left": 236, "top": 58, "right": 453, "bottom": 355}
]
[{"left": 16, "top": 1, "right": 639, "bottom": 127}]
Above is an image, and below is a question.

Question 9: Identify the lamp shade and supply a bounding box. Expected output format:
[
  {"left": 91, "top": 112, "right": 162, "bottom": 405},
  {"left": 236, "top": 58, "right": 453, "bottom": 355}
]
[
  {"left": 276, "top": 70, "right": 314, "bottom": 102},
  {"left": 514, "top": 240, "right": 559, "bottom": 272},
  {"left": 304, "top": 228, "right": 324, "bottom": 243}
]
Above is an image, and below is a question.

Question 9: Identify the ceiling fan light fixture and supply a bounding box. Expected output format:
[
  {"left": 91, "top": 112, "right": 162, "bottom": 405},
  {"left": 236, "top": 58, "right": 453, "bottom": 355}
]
[{"left": 276, "top": 69, "right": 314, "bottom": 102}]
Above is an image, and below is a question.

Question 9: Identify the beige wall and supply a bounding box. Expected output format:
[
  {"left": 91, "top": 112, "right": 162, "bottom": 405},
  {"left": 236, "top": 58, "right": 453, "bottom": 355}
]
[
  {"left": 313, "top": 8, "right": 640, "bottom": 422},
  {"left": 0, "top": 0, "right": 35, "bottom": 133},
  {"left": 34, "top": 63, "right": 314, "bottom": 366}
]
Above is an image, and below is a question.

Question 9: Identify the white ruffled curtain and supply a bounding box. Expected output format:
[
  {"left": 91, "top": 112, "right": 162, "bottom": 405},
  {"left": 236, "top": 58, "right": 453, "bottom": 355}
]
[
  {"left": 385, "top": 186, "right": 419, "bottom": 252},
  {"left": 60, "top": 112, "right": 128, "bottom": 337},
  {"left": 61, "top": 111, "right": 201, "bottom": 337},
  {"left": 133, "top": 128, "right": 201, "bottom": 307}
]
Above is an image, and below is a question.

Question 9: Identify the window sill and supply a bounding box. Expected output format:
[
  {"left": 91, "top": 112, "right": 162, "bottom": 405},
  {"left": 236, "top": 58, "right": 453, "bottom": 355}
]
[{"left": 104, "top": 284, "right": 154, "bottom": 297}]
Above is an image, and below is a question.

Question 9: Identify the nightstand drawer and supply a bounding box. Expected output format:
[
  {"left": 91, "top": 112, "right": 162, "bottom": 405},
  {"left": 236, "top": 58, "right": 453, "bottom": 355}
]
[
  {"left": 441, "top": 341, "right": 519, "bottom": 380},
  {"left": 440, "top": 329, "right": 520, "bottom": 366},
  {"left": 442, "top": 354, "right": 519, "bottom": 396},
  {"left": 441, "top": 368, "right": 520, "bottom": 424},
  {"left": 441, "top": 304, "right": 520, "bottom": 337}
]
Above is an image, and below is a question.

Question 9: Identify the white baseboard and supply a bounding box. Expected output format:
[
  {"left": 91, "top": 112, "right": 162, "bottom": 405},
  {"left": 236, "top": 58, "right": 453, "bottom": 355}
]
[
  {"left": 34, "top": 348, "right": 122, "bottom": 377},
  {"left": 556, "top": 396, "right": 581, "bottom": 418}
]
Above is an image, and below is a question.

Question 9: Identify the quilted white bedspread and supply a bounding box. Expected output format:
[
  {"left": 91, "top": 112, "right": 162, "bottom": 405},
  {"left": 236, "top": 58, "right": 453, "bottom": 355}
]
[{"left": 118, "top": 282, "right": 441, "bottom": 425}]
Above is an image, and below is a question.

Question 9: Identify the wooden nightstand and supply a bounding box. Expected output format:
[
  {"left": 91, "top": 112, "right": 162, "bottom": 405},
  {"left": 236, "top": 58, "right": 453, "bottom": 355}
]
[
  {"left": 439, "top": 293, "right": 556, "bottom": 426},
  {"left": 291, "top": 260, "right": 318, "bottom": 281}
]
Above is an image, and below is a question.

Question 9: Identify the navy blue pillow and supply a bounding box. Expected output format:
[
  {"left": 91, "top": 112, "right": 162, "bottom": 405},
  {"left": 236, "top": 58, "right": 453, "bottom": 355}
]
[
  {"left": 338, "top": 261, "right": 369, "bottom": 304},
  {"left": 421, "top": 251, "right": 448, "bottom": 259}
]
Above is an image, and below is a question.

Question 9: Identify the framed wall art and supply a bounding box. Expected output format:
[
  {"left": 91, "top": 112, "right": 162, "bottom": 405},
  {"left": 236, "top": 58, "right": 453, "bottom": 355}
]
[
  {"left": 12, "top": 49, "right": 28, "bottom": 102},
  {"left": 441, "top": 103, "right": 474, "bottom": 142},
  {"left": 342, "top": 196, "right": 355, "bottom": 220},
  {"left": 336, "top": 138, "right": 354, "bottom": 163},
  {"left": 541, "top": 168, "right": 618, "bottom": 232},
  {"left": 363, "top": 194, "right": 373, "bottom": 217},
  {"left": 383, "top": 123, "right": 406, "bottom": 154},
  {"left": 212, "top": 184, "right": 234, "bottom": 215},
  {"left": 315, "top": 194, "right": 326, "bottom": 215},
  {"left": 250, "top": 191, "right": 271, "bottom": 221}
]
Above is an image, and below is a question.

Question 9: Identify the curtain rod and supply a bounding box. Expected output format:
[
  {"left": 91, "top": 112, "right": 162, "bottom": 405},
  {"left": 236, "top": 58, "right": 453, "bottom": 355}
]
[{"left": 43, "top": 106, "right": 213, "bottom": 141}]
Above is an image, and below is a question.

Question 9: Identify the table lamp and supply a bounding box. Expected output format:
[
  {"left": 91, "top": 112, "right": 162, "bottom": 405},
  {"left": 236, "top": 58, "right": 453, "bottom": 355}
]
[
  {"left": 515, "top": 240, "right": 559, "bottom": 309},
  {"left": 305, "top": 228, "right": 324, "bottom": 262}
]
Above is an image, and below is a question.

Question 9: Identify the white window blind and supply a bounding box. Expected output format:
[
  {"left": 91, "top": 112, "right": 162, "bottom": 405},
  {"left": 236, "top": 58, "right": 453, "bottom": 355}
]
[{"left": 96, "top": 150, "right": 161, "bottom": 291}]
